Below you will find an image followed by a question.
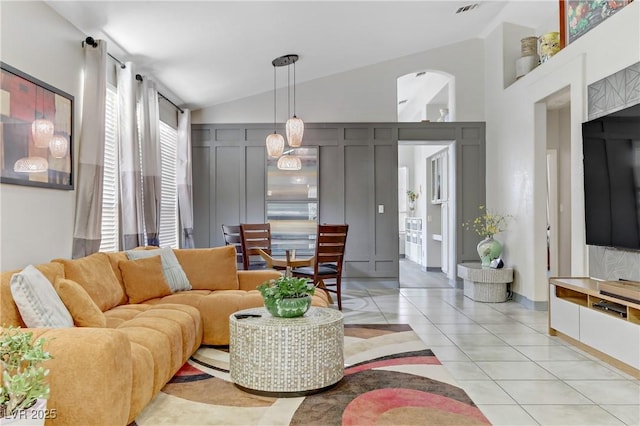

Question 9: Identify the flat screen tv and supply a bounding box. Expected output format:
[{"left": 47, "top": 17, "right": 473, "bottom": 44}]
[{"left": 582, "top": 102, "right": 640, "bottom": 250}]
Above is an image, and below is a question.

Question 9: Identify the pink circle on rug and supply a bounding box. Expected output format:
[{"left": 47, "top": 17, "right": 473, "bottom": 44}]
[{"left": 342, "top": 388, "right": 489, "bottom": 425}]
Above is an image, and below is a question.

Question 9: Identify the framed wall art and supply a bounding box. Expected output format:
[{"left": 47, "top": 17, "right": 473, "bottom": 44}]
[
  {"left": 0, "top": 62, "right": 74, "bottom": 190},
  {"left": 560, "top": 0, "right": 633, "bottom": 47}
]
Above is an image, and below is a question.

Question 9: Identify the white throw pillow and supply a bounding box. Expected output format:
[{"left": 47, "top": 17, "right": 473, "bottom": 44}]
[
  {"left": 10, "top": 265, "right": 74, "bottom": 328},
  {"left": 126, "top": 247, "right": 192, "bottom": 292}
]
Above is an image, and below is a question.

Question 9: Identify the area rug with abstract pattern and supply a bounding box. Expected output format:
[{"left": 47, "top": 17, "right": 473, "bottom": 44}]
[{"left": 134, "top": 324, "right": 490, "bottom": 425}]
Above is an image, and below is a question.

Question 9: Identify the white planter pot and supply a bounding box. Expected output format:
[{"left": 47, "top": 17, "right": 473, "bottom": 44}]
[{"left": 1, "top": 399, "right": 47, "bottom": 426}]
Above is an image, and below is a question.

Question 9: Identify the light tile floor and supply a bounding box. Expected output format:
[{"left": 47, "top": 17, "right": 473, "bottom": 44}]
[{"left": 339, "top": 259, "right": 640, "bottom": 426}]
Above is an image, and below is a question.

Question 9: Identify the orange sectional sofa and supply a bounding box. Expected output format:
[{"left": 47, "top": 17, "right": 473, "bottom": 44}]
[{"left": 0, "top": 245, "right": 330, "bottom": 425}]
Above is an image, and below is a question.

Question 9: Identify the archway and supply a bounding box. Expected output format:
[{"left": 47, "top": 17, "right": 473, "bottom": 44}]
[{"left": 397, "top": 70, "right": 455, "bottom": 122}]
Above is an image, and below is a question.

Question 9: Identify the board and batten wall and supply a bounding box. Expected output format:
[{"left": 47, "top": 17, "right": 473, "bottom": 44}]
[{"left": 191, "top": 122, "right": 485, "bottom": 279}]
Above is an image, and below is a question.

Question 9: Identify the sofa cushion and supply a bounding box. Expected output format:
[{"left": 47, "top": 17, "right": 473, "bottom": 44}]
[
  {"left": 53, "top": 253, "right": 125, "bottom": 312},
  {"left": 1, "top": 262, "right": 65, "bottom": 328},
  {"left": 54, "top": 277, "right": 107, "bottom": 328},
  {"left": 10, "top": 265, "right": 73, "bottom": 328},
  {"left": 173, "top": 246, "right": 239, "bottom": 290},
  {"left": 103, "top": 252, "right": 130, "bottom": 305},
  {"left": 126, "top": 247, "right": 192, "bottom": 292},
  {"left": 118, "top": 256, "right": 173, "bottom": 304}
]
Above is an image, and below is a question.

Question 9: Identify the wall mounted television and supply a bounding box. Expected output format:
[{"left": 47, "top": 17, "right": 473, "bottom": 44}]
[{"left": 582, "top": 102, "right": 640, "bottom": 250}]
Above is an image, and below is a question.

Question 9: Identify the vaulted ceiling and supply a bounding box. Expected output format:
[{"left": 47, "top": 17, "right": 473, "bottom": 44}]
[{"left": 47, "top": 1, "right": 557, "bottom": 110}]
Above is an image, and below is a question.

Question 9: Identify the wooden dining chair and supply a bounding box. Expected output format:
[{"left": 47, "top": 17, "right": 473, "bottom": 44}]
[
  {"left": 239, "top": 223, "right": 272, "bottom": 270},
  {"left": 221, "top": 224, "right": 243, "bottom": 266},
  {"left": 291, "top": 224, "right": 349, "bottom": 310}
]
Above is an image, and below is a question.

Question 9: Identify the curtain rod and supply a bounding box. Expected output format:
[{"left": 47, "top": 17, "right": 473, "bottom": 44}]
[
  {"left": 135, "top": 74, "right": 185, "bottom": 114},
  {"left": 82, "top": 37, "right": 126, "bottom": 68},
  {"left": 83, "top": 36, "right": 184, "bottom": 114}
]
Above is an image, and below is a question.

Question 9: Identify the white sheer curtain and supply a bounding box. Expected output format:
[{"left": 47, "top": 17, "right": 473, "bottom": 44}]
[
  {"left": 72, "top": 39, "right": 107, "bottom": 258},
  {"left": 177, "top": 109, "right": 195, "bottom": 248},
  {"left": 137, "top": 78, "right": 162, "bottom": 246},
  {"left": 117, "top": 63, "right": 145, "bottom": 249}
]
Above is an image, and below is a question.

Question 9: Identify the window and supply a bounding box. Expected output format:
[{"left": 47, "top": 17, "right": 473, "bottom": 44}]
[
  {"left": 158, "top": 121, "right": 178, "bottom": 248},
  {"left": 99, "top": 85, "right": 119, "bottom": 252},
  {"left": 266, "top": 147, "right": 318, "bottom": 257},
  {"left": 100, "top": 86, "right": 179, "bottom": 251}
]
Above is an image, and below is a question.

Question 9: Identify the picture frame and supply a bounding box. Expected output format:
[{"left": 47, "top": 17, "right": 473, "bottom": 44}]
[
  {"left": 0, "top": 62, "right": 74, "bottom": 190},
  {"left": 560, "top": 0, "right": 633, "bottom": 47}
]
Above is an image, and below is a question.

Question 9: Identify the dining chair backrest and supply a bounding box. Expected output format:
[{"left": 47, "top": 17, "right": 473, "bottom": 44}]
[
  {"left": 314, "top": 224, "right": 349, "bottom": 274},
  {"left": 291, "top": 223, "right": 349, "bottom": 309},
  {"left": 239, "top": 223, "right": 272, "bottom": 270},
  {"left": 222, "top": 224, "right": 242, "bottom": 265}
]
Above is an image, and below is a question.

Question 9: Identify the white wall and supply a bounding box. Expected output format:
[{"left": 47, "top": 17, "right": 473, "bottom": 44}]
[
  {"left": 484, "top": 2, "right": 640, "bottom": 305},
  {"left": 0, "top": 2, "right": 84, "bottom": 269},
  {"left": 193, "top": 39, "right": 485, "bottom": 124}
]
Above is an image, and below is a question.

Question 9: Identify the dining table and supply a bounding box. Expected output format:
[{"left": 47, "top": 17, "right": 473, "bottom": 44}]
[{"left": 256, "top": 248, "right": 314, "bottom": 269}]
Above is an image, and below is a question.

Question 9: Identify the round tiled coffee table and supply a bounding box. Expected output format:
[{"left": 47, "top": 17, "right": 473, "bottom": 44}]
[{"left": 229, "top": 307, "right": 344, "bottom": 396}]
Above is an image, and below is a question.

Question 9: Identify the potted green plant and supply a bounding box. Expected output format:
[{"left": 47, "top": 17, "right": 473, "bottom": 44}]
[
  {"left": 1, "top": 327, "right": 53, "bottom": 424},
  {"left": 257, "top": 275, "right": 315, "bottom": 318}
]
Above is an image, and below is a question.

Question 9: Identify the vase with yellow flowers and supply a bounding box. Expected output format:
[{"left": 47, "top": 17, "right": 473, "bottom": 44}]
[
  {"left": 406, "top": 190, "right": 419, "bottom": 212},
  {"left": 463, "top": 206, "right": 512, "bottom": 266}
]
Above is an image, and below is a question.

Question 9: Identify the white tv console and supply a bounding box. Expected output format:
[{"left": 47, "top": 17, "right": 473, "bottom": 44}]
[{"left": 548, "top": 277, "right": 640, "bottom": 378}]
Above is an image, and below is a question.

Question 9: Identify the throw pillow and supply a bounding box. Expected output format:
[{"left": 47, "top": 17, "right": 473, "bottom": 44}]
[
  {"left": 52, "top": 252, "right": 125, "bottom": 312},
  {"left": 1, "top": 262, "right": 65, "bottom": 327},
  {"left": 54, "top": 277, "right": 107, "bottom": 328},
  {"left": 126, "top": 247, "right": 192, "bottom": 292},
  {"left": 118, "top": 256, "right": 172, "bottom": 304},
  {"left": 173, "top": 246, "right": 239, "bottom": 290},
  {"left": 10, "top": 265, "right": 73, "bottom": 328}
]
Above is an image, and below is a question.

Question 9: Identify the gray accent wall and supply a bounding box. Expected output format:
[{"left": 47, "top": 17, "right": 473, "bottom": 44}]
[
  {"left": 586, "top": 61, "right": 640, "bottom": 281},
  {"left": 191, "top": 122, "right": 485, "bottom": 279}
]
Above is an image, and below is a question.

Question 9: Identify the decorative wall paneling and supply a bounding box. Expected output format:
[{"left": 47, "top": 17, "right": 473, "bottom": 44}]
[{"left": 191, "top": 122, "right": 485, "bottom": 279}]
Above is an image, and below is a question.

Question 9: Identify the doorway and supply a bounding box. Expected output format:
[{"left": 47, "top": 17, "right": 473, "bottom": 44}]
[
  {"left": 398, "top": 141, "right": 456, "bottom": 286},
  {"left": 542, "top": 88, "right": 572, "bottom": 277}
]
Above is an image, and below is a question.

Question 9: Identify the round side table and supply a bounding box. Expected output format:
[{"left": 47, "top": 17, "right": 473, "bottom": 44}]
[{"left": 229, "top": 307, "right": 344, "bottom": 396}]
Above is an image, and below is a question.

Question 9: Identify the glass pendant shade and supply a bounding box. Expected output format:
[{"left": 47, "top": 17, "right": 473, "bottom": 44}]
[
  {"left": 277, "top": 155, "right": 302, "bottom": 171},
  {"left": 13, "top": 156, "right": 48, "bottom": 173},
  {"left": 266, "top": 133, "right": 285, "bottom": 158},
  {"left": 286, "top": 116, "right": 304, "bottom": 147},
  {"left": 31, "top": 119, "right": 55, "bottom": 148},
  {"left": 49, "top": 134, "right": 68, "bottom": 158}
]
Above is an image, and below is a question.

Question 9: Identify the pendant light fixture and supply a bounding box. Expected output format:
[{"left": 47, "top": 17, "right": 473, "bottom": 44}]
[
  {"left": 13, "top": 156, "right": 48, "bottom": 173},
  {"left": 266, "top": 60, "right": 284, "bottom": 158},
  {"left": 277, "top": 154, "right": 302, "bottom": 171},
  {"left": 49, "top": 134, "right": 68, "bottom": 158},
  {"left": 285, "top": 56, "right": 303, "bottom": 148},
  {"left": 31, "top": 86, "right": 54, "bottom": 149}
]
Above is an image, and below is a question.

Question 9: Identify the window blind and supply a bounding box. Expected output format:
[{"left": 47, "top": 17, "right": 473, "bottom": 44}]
[
  {"left": 158, "top": 121, "right": 179, "bottom": 248},
  {"left": 99, "top": 85, "right": 119, "bottom": 252}
]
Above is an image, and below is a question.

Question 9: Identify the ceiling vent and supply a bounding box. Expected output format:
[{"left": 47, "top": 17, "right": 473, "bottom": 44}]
[
  {"left": 415, "top": 72, "right": 426, "bottom": 77},
  {"left": 456, "top": 3, "right": 479, "bottom": 14}
]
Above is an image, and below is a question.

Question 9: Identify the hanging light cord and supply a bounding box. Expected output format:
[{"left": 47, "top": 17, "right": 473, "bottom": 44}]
[
  {"left": 293, "top": 61, "right": 297, "bottom": 117},
  {"left": 287, "top": 63, "right": 291, "bottom": 119},
  {"left": 273, "top": 64, "right": 277, "bottom": 133}
]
